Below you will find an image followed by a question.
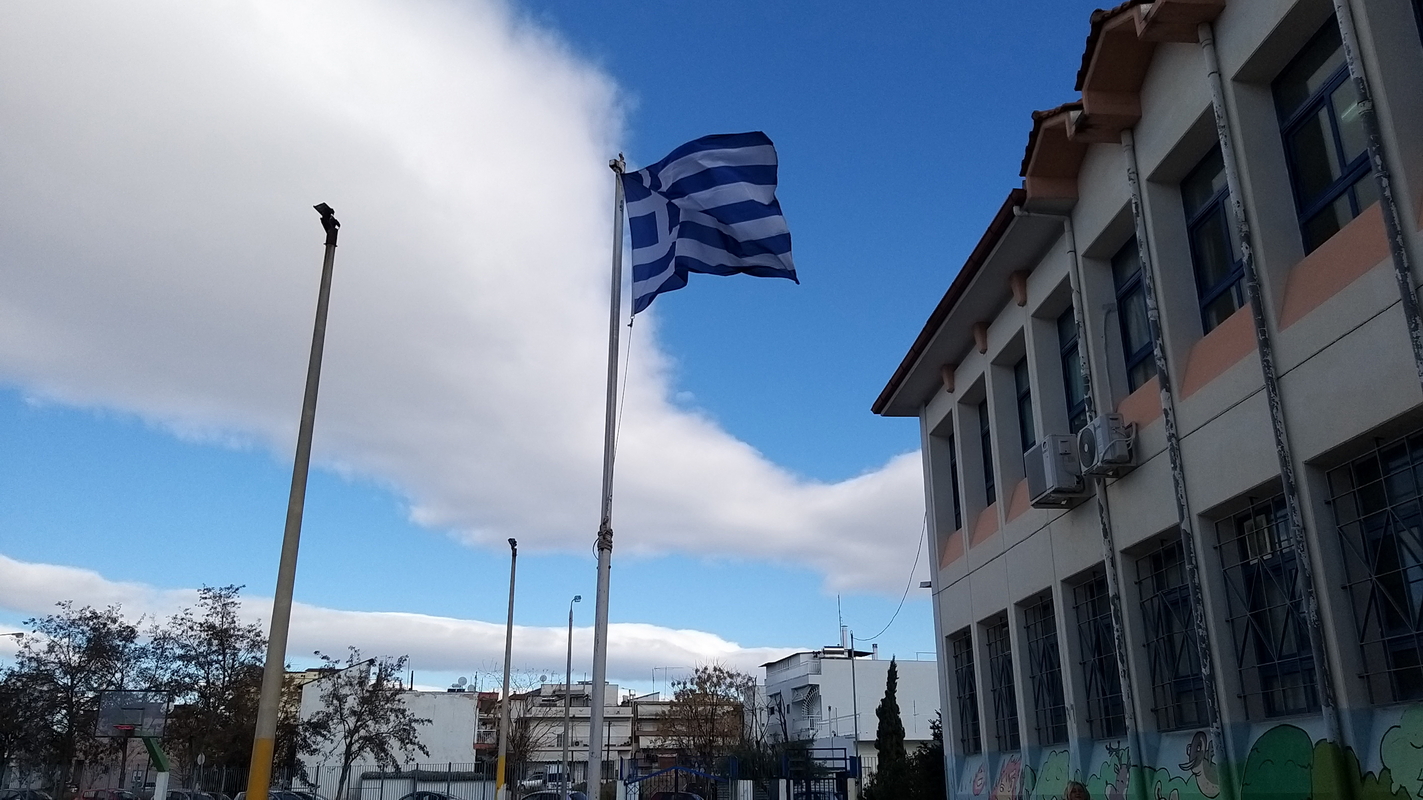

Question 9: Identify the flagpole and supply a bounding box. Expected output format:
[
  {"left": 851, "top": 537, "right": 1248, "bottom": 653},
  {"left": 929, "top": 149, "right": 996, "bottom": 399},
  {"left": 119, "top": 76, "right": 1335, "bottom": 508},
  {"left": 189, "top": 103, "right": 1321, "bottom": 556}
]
[{"left": 586, "top": 155, "right": 625, "bottom": 796}]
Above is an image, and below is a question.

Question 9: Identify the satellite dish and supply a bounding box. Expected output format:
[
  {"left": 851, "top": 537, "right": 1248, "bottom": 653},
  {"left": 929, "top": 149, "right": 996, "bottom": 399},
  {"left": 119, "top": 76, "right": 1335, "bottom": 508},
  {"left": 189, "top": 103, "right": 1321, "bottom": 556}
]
[
  {"left": 457, "top": 677, "right": 467, "bottom": 687},
  {"left": 539, "top": 674, "right": 549, "bottom": 683}
]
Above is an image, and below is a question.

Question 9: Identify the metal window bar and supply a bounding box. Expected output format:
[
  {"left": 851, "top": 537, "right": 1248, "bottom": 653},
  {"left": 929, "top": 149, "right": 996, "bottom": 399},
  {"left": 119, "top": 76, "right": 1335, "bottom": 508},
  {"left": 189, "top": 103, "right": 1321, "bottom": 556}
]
[
  {"left": 1135, "top": 538, "right": 1210, "bottom": 730},
  {"left": 1329, "top": 430, "right": 1423, "bottom": 703},
  {"left": 1073, "top": 572, "right": 1127, "bottom": 739},
  {"left": 1216, "top": 494, "right": 1320, "bottom": 718},
  {"left": 951, "top": 631, "right": 983, "bottom": 755},
  {"left": 979, "top": 400, "right": 996, "bottom": 506},
  {"left": 1023, "top": 596, "right": 1068, "bottom": 745},
  {"left": 984, "top": 618, "right": 1021, "bottom": 751}
]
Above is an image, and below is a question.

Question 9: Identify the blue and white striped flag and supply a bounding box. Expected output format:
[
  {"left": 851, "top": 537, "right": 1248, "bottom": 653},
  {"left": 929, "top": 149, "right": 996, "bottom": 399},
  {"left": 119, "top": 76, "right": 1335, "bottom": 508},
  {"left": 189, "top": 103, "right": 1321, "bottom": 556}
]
[{"left": 620, "top": 132, "right": 797, "bottom": 314}]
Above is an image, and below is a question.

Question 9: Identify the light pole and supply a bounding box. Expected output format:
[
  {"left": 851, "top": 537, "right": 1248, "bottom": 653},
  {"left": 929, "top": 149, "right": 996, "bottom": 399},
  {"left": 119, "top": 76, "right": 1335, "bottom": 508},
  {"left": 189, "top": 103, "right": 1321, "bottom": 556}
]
[
  {"left": 562, "top": 595, "right": 581, "bottom": 798},
  {"left": 496, "top": 538, "right": 518, "bottom": 800}
]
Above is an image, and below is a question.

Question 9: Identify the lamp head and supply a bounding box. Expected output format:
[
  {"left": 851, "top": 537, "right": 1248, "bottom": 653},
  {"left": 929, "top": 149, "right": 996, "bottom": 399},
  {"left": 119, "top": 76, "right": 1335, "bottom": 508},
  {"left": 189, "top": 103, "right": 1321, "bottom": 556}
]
[{"left": 573, "top": 595, "right": 582, "bottom": 603}]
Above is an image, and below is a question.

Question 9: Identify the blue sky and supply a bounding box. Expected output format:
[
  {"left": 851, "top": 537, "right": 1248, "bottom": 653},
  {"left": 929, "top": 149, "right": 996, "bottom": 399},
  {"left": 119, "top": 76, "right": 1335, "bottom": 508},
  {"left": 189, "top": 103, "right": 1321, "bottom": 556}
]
[{"left": 0, "top": 0, "right": 1106, "bottom": 689}]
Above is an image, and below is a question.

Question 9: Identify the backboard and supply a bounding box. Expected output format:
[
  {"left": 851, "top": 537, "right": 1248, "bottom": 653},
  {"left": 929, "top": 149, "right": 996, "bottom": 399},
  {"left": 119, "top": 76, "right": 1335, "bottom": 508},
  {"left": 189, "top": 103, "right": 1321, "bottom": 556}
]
[{"left": 96, "top": 690, "right": 169, "bottom": 738}]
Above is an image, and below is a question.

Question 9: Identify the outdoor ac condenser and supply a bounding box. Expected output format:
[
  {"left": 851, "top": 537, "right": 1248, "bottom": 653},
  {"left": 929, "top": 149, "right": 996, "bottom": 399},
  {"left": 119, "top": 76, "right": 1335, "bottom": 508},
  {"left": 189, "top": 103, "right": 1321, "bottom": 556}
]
[
  {"left": 1078, "top": 413, "right": 1136, "bottom": 478},
  {"left": 1025, "top": 434, "right": 1087, "bottom": 508}
]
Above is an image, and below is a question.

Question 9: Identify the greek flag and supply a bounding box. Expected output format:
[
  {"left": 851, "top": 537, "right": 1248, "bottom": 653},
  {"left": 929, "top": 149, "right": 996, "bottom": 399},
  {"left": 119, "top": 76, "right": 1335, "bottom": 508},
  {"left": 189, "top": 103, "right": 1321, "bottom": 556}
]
[{"left": 620, "top": 132, "right": 797, "bottom": 314}]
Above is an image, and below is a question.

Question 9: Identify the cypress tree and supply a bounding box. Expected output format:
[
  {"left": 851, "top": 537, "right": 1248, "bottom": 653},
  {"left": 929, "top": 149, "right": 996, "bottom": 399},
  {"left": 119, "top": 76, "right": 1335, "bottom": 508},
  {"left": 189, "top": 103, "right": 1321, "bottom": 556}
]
[{"left": 866, "top": 657, "right": 908, "bottom": 799}]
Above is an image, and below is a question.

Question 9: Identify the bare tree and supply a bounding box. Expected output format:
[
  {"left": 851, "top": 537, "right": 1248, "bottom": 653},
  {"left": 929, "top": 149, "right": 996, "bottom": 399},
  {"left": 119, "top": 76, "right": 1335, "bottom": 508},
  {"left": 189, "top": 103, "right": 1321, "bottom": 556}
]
[
  {"left": 305, "top": 649, "right": 430, "bottom": 800},
  {"left": 658, "top": 665, "right": 756, "bottom": 771}
]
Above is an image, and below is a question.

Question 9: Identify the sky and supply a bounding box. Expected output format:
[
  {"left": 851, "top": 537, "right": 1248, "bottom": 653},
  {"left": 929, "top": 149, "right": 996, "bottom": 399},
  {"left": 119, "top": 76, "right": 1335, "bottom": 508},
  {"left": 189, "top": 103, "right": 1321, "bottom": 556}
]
[{"left": 0, "top": 0, "right": 1108, "bottom": 693}]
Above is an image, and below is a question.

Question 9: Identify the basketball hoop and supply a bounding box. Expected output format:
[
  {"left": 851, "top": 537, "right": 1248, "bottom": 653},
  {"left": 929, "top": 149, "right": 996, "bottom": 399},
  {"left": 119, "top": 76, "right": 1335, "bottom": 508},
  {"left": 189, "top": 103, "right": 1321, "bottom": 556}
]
[{"left": 113, "top": 724, "right": 137, "bottom": 737}]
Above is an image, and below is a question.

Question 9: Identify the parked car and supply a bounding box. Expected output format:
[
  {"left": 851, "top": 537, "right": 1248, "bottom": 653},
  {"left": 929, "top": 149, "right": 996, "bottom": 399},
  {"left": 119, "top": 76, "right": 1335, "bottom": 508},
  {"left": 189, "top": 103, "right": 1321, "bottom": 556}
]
[
  {"left": 82, "top": 790, "right": 136, "bottom": 800},
  {"left": 1, "top": 790, "right": 54, "bottom": 800},
  {"left": 395, "top": 792, "right": 461, "bottom": 800},
  {"left": 520, "top": 793, "right": 588, "bottom": 800}
]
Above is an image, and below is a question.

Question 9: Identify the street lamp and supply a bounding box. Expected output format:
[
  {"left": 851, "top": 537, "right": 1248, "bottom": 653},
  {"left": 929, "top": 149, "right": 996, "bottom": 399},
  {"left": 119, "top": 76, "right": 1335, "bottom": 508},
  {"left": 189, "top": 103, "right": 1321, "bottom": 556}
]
[{"left": 562, "top": 595, "right": 581, "bottom": 798}]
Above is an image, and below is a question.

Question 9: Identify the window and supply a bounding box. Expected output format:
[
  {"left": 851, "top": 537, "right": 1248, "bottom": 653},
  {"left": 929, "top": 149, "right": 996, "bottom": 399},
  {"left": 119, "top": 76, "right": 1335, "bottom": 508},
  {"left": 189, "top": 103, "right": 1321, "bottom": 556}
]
[
  {"left": 1136, "top": 537, "right": 1209, "bottom": 730},
  {"left": 1113, "top": 238, "right": 1157, "bottom": 393},
  {"left": 1073, "top": 572, "right": 1126, "bottom": 739},
  {"left": 950, "top": 630, "right": 983, "bottom": 755},
  {"left": 1217, "top": 495, "right": 1319, "bottom": 717},
  {"left": 979, "top": 400, "right": 996, "bottom": 506},
  {"left": 1182, "top": 147, "right": 1246, "bottom": 333},
  {"left": 984, "top": 617, "right": 1021, "bottom": 751},
  {"left": 1023, "top": 596, "right": 1068, "bottom": 745},
  {"left": 949, "top": 435, "right": 962, "bottom": 530},
  {"left": 1329, "top": 430, "right": 1423, "bottom": 703},
  {"left": 1015, "top": 358, "right": 1035, "bottom": 453},
  {"left": 1274, "top": 20, "right": 1377, "bottom": 253},
  {"left": 1059, "top": 309, "right": 1088, "bottom": 434}
]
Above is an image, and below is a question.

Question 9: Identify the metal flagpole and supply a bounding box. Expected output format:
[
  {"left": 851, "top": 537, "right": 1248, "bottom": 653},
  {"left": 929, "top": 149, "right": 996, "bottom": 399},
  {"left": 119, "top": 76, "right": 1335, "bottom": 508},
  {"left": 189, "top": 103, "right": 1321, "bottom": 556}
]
[
  {"left": 247, "top": 203, "right": 341, "bottom": 800},
  {"left": 562, "top": 594, "right": 581, "bottom": 797},
  {"left": 496, "top": 538, "right": 518, "bottom": 799},
  {"left": 587, "top": 155, "right": 626, "bottom": 796}
]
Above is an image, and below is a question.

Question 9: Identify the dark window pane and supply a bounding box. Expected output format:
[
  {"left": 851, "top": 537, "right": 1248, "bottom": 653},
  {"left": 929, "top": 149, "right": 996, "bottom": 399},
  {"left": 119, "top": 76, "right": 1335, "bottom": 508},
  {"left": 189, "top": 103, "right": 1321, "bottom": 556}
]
[
  {"left": 1182, "top": 147, "right": 1228, "bottom": 217},
  {"left": 1025, "top": 597, "right": 1068, "bottom": 745},
  {"left": 1059, "top": 309, "right": 1087, "bottom": 434},
  {"left": 985, "top": 619, "right": 1021, "bottom": 751},
  {"left": 1289, "top": 108, "right": 1345, "bottom": 205},
  {"left": 1275, "top": 23, "right": 1346, "bottom": 120},
  {"left": 1353, "top": 171, "right": 1378, "bottom": 211},
  {"left": 1112, "top": 239, "right": 1141, "bottom": 290},
  {"left": 980, "top": 401, "right": 996, "bottom": 506},
  {"left": 1303, "top": 193, "right": 1354, "bottom": 252},
  {"left": 951, "top": 631, "right": 982, "bottom": 755},
  {"left": 949, "top": 435, "right": 962, "bottom": 531},
  {"left": 1331, "top": 79, "right": 1368, "bottom": 163},
  {"left": 1015, "top": 358, "right": 1035, "bottom": 453},
  {"left": 1074, "top": 574, "right": 1126, "bottom": 739},
  {"left": 1136, "top": 537, "right": 1209, "bottom": 730}
]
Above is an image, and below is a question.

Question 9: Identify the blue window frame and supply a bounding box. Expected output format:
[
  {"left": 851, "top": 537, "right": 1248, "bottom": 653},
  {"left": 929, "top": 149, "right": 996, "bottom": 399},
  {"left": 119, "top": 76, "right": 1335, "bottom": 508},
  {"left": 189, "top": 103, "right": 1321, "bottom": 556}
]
[
  {"left": 1014, "top": 358, "right": 1035, "bottom": 453},
  {"left": 949, "top": 434, "right": 962, "bottom": 530},
  {"left": 1112, "top": 238, "right": 1157, "bottom": 393},
  {"left": 979, "top": 400, "right": 996, "bottom": 506},
  {"left": 1274, "top": 20, "right": 1377, "bottom": 253},
  {"left": 1058, "top": 309, "right": 1088, "bottom": 434},
  {"left": 1182, "top": 147, "right": 1246, "bottom": 333}
]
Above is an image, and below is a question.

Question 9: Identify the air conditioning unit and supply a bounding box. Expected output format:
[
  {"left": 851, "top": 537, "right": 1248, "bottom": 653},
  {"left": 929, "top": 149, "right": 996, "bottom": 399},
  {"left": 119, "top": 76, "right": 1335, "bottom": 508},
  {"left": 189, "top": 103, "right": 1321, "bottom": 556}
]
[
  {"left": 1025, "top": 434, "right": 1087, "bottom": 508},
  {"left": 1078, "top": 413, "right": 1137, "bottom": 477}
]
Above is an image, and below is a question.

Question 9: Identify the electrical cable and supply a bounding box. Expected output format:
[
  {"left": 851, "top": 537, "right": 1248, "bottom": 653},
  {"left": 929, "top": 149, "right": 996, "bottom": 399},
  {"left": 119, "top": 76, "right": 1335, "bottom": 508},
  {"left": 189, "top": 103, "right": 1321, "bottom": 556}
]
[{"left": 858, "top": 513, "right": 928, "bottom": 642}]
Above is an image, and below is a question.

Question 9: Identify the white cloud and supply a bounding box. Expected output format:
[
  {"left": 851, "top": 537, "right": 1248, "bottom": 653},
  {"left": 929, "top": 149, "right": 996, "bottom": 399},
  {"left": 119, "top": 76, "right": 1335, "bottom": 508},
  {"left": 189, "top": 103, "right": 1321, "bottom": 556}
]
[
  {"left": 0, "top": 0, "right": 924, "bottom": 592},
  {"left": 0, "top": 554, "right": 796, "bottom": 682}
]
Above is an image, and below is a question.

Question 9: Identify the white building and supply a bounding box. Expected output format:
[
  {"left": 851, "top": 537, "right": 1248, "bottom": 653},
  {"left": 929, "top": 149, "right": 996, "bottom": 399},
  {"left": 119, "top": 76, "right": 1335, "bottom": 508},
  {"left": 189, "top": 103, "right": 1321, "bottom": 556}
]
[{"left": 763, "top": 646, "right": 940, "bottom": 765}]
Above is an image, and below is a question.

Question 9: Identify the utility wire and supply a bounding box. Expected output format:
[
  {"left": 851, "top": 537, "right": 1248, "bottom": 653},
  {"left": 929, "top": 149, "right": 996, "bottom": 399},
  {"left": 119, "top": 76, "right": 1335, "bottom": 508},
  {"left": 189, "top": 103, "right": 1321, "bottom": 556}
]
[{"left": 858, "top": 514, "right": 928, "bottom": 642}]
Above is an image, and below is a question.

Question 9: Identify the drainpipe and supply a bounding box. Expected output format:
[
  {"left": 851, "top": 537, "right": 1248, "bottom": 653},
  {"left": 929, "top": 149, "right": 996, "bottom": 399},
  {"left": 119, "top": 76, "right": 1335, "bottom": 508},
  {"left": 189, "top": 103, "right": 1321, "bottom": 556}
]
[
  {"left": 1330, "top": 0, "right": 1423, "bottom": 389},
  {"left": 1014, "top": 207, "right": 1146, "bottom": 800},
  {"left": 1121, "top": 128, "right": 1234, "bottom": 800},
  {"left": 1199, "top": 21, "right": 1344, "bottom": 747}
]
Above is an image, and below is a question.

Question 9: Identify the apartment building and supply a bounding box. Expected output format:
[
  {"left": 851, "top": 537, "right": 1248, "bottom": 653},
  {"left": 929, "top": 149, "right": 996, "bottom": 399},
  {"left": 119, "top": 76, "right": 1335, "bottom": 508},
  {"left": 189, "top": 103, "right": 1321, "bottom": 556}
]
[
  {"left": 763, "top": 647, "right": 939, "bottom": 764},
  {"left": 874, "top": 1, "right": 1423, "bottom": 799}
]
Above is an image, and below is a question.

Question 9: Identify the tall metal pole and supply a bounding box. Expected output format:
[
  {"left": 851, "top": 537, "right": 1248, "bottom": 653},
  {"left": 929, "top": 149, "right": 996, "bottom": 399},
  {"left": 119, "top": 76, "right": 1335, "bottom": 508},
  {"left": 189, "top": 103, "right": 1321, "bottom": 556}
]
[
  {"left": 562, "top": 595, "right": 581, "bottom": 797},
  {"left": 496, "top": 538, "right": 518, "bottom": 798},
  {"left": 848, "top": 632, "right": 861, "bottom": 757},
  {"left": 587, "top": 155, "right": 626, "bottom": 796},
  {"left": 247, "top": 203, "right": 340, "bottom": 800}
]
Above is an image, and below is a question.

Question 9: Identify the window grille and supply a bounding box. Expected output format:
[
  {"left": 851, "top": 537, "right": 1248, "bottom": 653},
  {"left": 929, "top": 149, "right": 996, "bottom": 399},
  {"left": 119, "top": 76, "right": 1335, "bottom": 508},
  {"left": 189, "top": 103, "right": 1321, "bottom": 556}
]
[
  {"left": 950, "top": 630, "right": 982, "bottom": 755},
  {"left": 984, "top": 617, "right": 1021, "bottom": 750},
  {"left": 949, "top": 434, "right": 962, "bottom": 530},
  {"left": 1059, "top": 309, "right": 1088, "bottom": 434},
  {"left": 1015, "top": 358, "right": 1035, "bottom": 453},
  {"left": 1112, "top": 238, "right": 1157, "bottom": 393},
  {"left": 980, "top": 400, "right": 996, "bottom": 506},
  {"left": 1216, "top": 495, "right": 1319, "bottom": 717},
  {"left": 1135, "top": 537, "right": 1209, "bottom": 730},
  {"left": 1274, "top": 19, "right": 1376, "bottom": 253},
  {"left": 1023, "top": 596, "right": 1068, "bottom": 745},
  {"left": 1073, "top": 572, "right": 1126, "bottom": 739},
  {"left": 1181, "top": 146, "right": 1246, "bottom": 333},
  {"left": 1329, "top": 430, "right": 1423, "bottom": 703}
]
